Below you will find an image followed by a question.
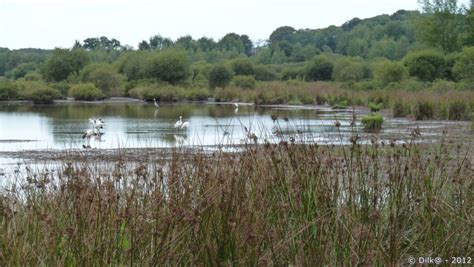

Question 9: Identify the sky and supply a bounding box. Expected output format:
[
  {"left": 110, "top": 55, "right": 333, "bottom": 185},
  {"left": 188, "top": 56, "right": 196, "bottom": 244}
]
[{"left": 0, "top": 0, "right": 469, "bottom": 50}]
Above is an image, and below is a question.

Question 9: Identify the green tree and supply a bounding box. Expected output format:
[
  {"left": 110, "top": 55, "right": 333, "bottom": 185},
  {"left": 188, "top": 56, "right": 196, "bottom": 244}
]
[
  {"left": 5, "top": 63, "right": 37, "bottom": 80},
  {"left": 305, "top": 56, "right": 334, "bottom": 81},
  {"left": 146, "top": 49, "right": 190, "bottom": 84},
  {"left": 42, "top": 48, "right": 90, "bottom": 82},
  {"left": 80, "top": 63, "right": 125, "bottom": 96},
  {"left": 333, "top": 57, "right": 365, "bottom": 82},
  {"left": 373, "top": 60, "right": 407, "bottom": 85},
  {"left": 269, "top": 26, "right": 296, "bottom": 44},
  {"left": 208, "top": 64, "right": 233, "bottom": 88},
  {"left": 230, "top": 57, "right": 255, "bottom": 76},
  {"left": 68, "top": 83, "right": 105, "bottom": 100},
  {"left": 453, "top": 46, "right": 474, "bottom": 82},
  {"left": 415, "top": 0, "right": 467, "bottom": 52},
  {"left": 404, "top": 49, "right": 447, "bottom": 81}
]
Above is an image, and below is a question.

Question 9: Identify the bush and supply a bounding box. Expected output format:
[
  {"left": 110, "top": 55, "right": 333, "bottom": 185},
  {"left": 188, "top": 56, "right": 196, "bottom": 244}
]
[
  {"left": 209, "top": 64, "right": 233, "bottom": 88},
  {"left": 392, "top": 101, "right": 410, "bottom": 117},
  {"left": 29, "top": 87, "right": 61, "bottom": 104},
  {"left": 231, "top": 75, "right": 256, "bottom": 89},
  {"left": 373, "top": 60, "right": 406, "bottom": 85},
  {"left": 0, "top": 81, "right": 18, "bottom": 100},
  {"left": 305, "top": 56, "right": 334, "bottom": 81},
  {"left": 41, "top": 48, "right": 90, "bottom": 82},
  {"left": 230, "top": 57, "right": 255, "bottom": 76},
  {"left": 452, "top": 46, "right": 474, "bottom": 83},
  {"left": 404, "top": 49, "right": 446, "bottom": 82},
  {"left": 332, "top": 58, "right": 365, "bottom": 82},
  {"left": 361, "top": 114, "right": 384, "bottom": 131},
  {"left": 448, "top": 101, "right": 470, "bottom": 121},
  {"left": 68, "top": 83, "right": 105, "bottom": 101},
  {"left": 253, "top": 64, "right": 278, "bottom": 81},
  {"left": 413, "top": 101, "right": 435, "bottom": 120},
  {"left": 145, "top": 49, "right": 190, "bottom": 84},
  {"left": 368, "top": 102, "right": 383, "bottom": 112}
]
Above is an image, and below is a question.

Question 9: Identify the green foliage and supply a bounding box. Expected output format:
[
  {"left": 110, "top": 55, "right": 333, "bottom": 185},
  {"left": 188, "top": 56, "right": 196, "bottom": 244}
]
[
  {"left": 448, "top": 100, "right": 470, "bottom": 120},
  {"left": 361, "top": 113, "right": 384, "bottom": 131},
  {"left": 403, "top": 49, "right": 447, "bottom": 81},
  {"left": 253, "top": 64, "right": 279, "bottom": 81},
  {"left": 229, "top": 57, "right": 255, "bottom": 76},
  {"left": 117, "top": 51, "right": 150, "bottom": 80},
  {"left": 392, "top": 101, "right": 411, "bottom": 117},
  {"left": 41, "top": 48, "right": 90, "bottom": 82},
  {"left": 0, "top": 81, "right": 18, "bottom": 100},
  {"left": 333, "top": 58, "right": 365, "bottom": 82},
  {"left": 305, "top": 56, "right": 333, "bottom": 81},
  {"left": 128, "top": 84, "right": 208, "bottom": 101},
  {"left": 5, "top": 63, "right": 37, "bottom": 80},
  {"left": 80, "top": 63, "right": 125, "bottom": 96},
  {"left": 208, "top": 64, "right": 233, "bottom": 88},
  {"left": 373, "top": 60, "right": 406, "bottom": 85},
  {"left": 368, "top": 102, "right": 383, "bottom": 112},
  {"left": 68, "top": 83, "right": 105, "bottom": 101},
  {"left": 413, "top": 101, "right": 435, "bottom": 120},
  {"left": 415, "top": 0, "right": 466, "bottom": 52},
  {"left": 146, "top": 49, "right": 190, "bottom": 84},
  {"left": 453, "top": 46, "right": 474, "bottom": 82},
  {"left": 231, "top": 75, "right": 256, "bottom": 89}
]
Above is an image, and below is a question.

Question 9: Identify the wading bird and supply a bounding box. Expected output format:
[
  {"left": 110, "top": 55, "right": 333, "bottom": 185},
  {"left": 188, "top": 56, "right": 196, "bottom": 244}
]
[
  {"left": 174, "top": 116, "right": 183, "bottom": 128},
  {"left": 82, "top": 128, "right": 103, "bottom": 149},
  {"left": 153, "top": 98, "right": 159, "bottom": 108},
  {"left": 234, "top": 103, "right": 239, "bottom": 113},
  {"left": 181, "top": 121, "right": 190, "bottom": 129}
]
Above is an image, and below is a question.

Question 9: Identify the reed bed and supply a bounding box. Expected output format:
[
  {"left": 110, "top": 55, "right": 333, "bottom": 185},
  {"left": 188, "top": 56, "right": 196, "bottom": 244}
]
[{"left": 0, "top": 133, "right": 472, "bottom": 265}]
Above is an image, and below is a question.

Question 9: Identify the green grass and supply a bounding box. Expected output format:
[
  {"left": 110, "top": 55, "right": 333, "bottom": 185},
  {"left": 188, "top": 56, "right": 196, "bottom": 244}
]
[
  {"left": 0, "top": 136, "right": 472, "bottom": 265},
  {"left": 361, "top": 113, "right": 384, "bottom": 131}
]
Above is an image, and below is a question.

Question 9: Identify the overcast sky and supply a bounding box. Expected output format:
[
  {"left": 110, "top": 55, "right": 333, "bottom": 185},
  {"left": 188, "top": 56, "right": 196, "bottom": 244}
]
[{"left": 0, "top": 0, "right": 469, "bottom": 50}]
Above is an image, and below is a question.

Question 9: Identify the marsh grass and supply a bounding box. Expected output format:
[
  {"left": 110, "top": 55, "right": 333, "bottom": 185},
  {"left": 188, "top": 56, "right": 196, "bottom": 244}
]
[{"left": 0, "top": 123, "right": 472, "bottom": 265}]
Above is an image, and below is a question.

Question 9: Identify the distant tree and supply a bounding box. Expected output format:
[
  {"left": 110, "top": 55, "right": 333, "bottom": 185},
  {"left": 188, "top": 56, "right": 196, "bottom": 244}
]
[
  {"left": 453, "top": 46, "right": 474, "bottom": 82},
  {"left": 240, "top": 35, "right": 254, "bottom": 56},
  {"left": 333, "top": 57, "right": 365, "bottom": 82},
  {"left": 230, "top": 57, "right": 255, "bottom": 76},
  {"left": 373, "top": 60, "right": 407, "bottom": 85},
  {"left": 197, "top": 37, "right": 216, "bottom": 51},
  {"left": 116, "top": 51, "right": 149, "bottom": 80},
  {"left": 218, "top": 33, "right": 245, "bottom": 54},
  {"left": 79, "top": 63, "right": 125, "bottom": 96},
  {"left": 208, "top": 64, "right": 233, "bottom": 88},
  {"left": 138, "top": 40, "right": 151, "bottom": 50},
  {"left": 415, "top": 0, "right": 467, "bottom": 52},
  {"left": 269, "top": 26, "right": 296, "bottom": 44},
  {"left": 149, "top": 35, "right": 174, "bottom": 50},
  {"left": 42, "top": 48, "right": 90, "bottom": 82},
  {"left": 274, "top": 41, "right": 293, "bottom": 57},
  {"left": 176, "top": 35, "right": 197, "bottom": 51},
  {"left": 146, "top": 49, "right": 190, "bottom": 84},
  {"left": 5, "top": 62, "right": 37, "bottom": 80},
  {"left": 403, "top": 49, "right": 447, "bottom": 81},
  {"left": 305, "top": 56, "right": 334, "bottom": 81}
]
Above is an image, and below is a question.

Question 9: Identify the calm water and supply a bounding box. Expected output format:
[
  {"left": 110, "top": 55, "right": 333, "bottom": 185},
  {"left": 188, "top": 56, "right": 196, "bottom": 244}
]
[{"left": 0, "top": 100, "right": 472, "bottom": 153}]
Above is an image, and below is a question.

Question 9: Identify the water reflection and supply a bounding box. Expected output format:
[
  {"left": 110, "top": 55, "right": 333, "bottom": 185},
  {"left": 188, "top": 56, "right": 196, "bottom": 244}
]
[{"left": 0, "top": 101, "right": 472, "bottom": 152}]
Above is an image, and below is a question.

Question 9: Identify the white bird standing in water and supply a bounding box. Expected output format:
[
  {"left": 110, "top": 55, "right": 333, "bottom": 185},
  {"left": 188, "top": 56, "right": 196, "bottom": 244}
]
[
  {"left": 89, "top": 118, "right": 105, "bottom": 132},
  {"left": 234, "top": 103, "right": 239, "bottom": 113},
  {"left": 181, "top": 121, "right": 190, "bottom": 129},
  {"left": 174, "top": 116, "right": 183, "bottom": 128},
  {"left": 153, "top": 98, "right": 159, "bottom": 108}
]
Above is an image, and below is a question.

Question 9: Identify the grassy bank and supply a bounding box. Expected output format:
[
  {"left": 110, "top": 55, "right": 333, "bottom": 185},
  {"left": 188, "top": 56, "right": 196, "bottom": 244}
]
[{"left": 0, "top": 135, "right": 472, "bottom": 265}]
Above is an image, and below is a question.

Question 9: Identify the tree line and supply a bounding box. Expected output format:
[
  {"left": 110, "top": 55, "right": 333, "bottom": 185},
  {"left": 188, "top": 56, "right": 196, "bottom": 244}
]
[{"left": 0, "top": 0, "right": 473, "bottom": 103}]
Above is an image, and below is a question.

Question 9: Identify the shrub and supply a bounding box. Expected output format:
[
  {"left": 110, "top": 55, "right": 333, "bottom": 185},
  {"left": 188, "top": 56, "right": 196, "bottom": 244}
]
[
  {"left": 41, "top": 48, "right": 90, "bottom": 82},
  {"left": 452, "top": 46, "right": 474, "bottom": 82},
  {"left": 413, "top": 101, "right": 435, "bottom": 120},
  {"left": 305, "top": 56, "right": 333, "bottom": 81},
  {"left": 145, "top": 49, "right": 190, "bottom": 84},
  {"left": 253, "top": 64, "right": 278, "bottom": 81},
  {"left": 392, "top": 101, "right": 411, "bottom": 117},
  {"left": 230, "top": 57, "right": 255, "bottom": 76},
  {"left": 0, "top": 81, "right": 18, "bottom": 100},
  {"left": 231, "top": 75, "right": 256, "bottom": 89},
  {"left": 80, "top": 63, "right": 125, "bottom": 97},
  {"left": 209, "top": 64, "right": 233, "bottom": 88},
  {"left": 29, "top": 87, "right": 61, "bottom": 104},
  {"left": 403, "top": 49, "right": 446, "bottom": 81},
  {"left": 448, "top": 101, "right": 470, "bottom": 121},
  {"left": 332, "top": 58, "right": 365, "bottom": 82},
  {"left": 68, "top": 83, "right": 105, "bottom": 101},
  {"left": 368, "top": 102, "right": 383, "bottom": 112},
  {"left": 361, "top": 114, "right": 384, "bottom": 131},
  {"left": 373, "top": 60, "right": 406, "bottom": 85}
]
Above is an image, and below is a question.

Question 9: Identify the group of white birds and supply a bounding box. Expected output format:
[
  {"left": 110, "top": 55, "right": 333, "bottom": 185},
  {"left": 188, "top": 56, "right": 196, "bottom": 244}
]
[{"left": 82, "top": 118, "right": 105, "bottom": 148}]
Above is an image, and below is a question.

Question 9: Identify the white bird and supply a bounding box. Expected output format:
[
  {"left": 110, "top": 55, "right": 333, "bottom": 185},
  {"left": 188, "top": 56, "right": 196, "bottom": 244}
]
[
  {"left": 82, "top": 129, "right": 103, "bottom": 148},
  {"left": 153, "top": 98, "right": 159, "bottom": 108},
  {"left": 181, "top": 121, "right": 190, "bottom": 129},
  {"left": 174, "top": 116, "right": 183, "bottom": 128},
  {"left": 234, "top": 103, "right": 239, "bottom": 108},
  {"left": 89, "top": 118, "right": 105, "bottom": 130},
  {"left": 234, "top": 103, "right": 239, "bottom": 113}
]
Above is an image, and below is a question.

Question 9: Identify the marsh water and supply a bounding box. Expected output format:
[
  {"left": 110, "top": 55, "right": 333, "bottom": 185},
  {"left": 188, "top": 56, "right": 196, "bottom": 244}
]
[{"left": 0, "top": 99, "right": 473, "bottom": 172}]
